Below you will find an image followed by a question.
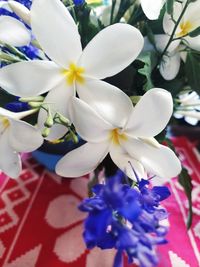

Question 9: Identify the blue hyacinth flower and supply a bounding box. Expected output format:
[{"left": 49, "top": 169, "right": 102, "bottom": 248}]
[{"left": 79, "top": 170, "right": 171, "bottom": 267}]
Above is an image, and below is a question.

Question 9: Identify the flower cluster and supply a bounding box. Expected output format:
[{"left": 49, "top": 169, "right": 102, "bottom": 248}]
[
  {"left": 0, "top": 0, "right": 198, "bottom": 265},
  {"left": 0, "top": 0, "right": 183, "bottom": 181},
  {"left": 79, "top": 170, "right": 170, "bottom": 267}
]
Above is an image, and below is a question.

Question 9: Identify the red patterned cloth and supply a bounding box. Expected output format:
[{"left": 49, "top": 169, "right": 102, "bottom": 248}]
[{"left": 0, "top": 137, "right": 199, "bottom": 267}]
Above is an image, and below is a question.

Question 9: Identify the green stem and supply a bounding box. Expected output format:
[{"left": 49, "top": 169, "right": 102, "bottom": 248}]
[
  {"left": 4, "top": 44, "right": 29, "bottom": 60},
  {"left": 68, "top": 0, "right": 77, "bottom": 23},
  {"left": 110, "top": 0, "right": 116, "bottom": 24},
  {"left": 0, "top": 52, "right": 20, "bottom": 63}
]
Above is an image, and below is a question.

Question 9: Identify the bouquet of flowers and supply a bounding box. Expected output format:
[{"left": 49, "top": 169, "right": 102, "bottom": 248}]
[{"left": 0, "top": 0, "right": 199, "bottom": 266}]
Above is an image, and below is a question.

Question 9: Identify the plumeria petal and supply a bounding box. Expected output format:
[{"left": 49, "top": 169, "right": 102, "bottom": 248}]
[
  {"left": 0, "top": 1, "right": 10, "bottom": 9},
  {"left": 163, "top": 2, "right": 182, "bottom": 35},
  {"left": 160, "top": 53, "right": 181, "bottom": 80},
  {"left": 79, "top": 23, "right": 144, "bottom": 79},
  {"left": 184, "top": 35, "right": 200, "bottom": 51},
  {"left": 76, "top": 79, "right": 133, "bottom": 128},
  {"left": 37, "top": 80, "right": 74, "bottom": 141},
  {"left": 0, "top": 107, "right": 19, "bottom": 119},
  {"left": 183, "top": 0, "right": 200, "bottom": 29},
  {"left": 154, "top": 34, "right": 180, "bottom": 53},
  {"left": 0, "top": 16, "right": 31, "bottom": 46},
  {"left": 109, "top": 144, "right": 146, "bottom": 180},
  {"left": 8, "top": 1, "right": 31, "bottom": 26},
  {"left": 123, "top": 138, "right": 182, "bottom": 179},
  {"left": 31, "top": 0, "right": 82, "bottom": 68},
  {"left": 125, "top": 89, "right": 173, "bottom": 138},
  {"left": 0, "top": 60, "right": 63, "bottom": 97},
  {"left": 0, "top": 131, "right": 21, "bottom": 178},
  {"left": 8, "top": 119, "right": 43, "bottom": 152},
  {"left": 69, "top": 97, "right": 112, "bottom": 143},
  {"left": 56, "top": 141, "right": 110, "bottom": 177},
  {"left": 140, "top": 0, "right": 165, "bottom": 20}
]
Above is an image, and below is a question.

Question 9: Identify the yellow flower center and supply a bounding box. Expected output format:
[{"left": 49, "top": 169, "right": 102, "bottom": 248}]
[
  {"left": 177, "top": 20, "right": 193, "bottom": 37},
  {"left": 62, "top": 63, "right": 85, "bottom": 85},
  {"left": 110, "top": 128, "right": 128, "bottom": 146},
  {"left": 0, "top": 117, "right": 10, "bottom": 129}
]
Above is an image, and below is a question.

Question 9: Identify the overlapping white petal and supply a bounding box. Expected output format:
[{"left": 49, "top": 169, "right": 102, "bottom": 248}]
[
  {"left": 0, "top": 60, "right": 62, "bottom": 97},
  {"left": 56, "top": 90, "right": 181, "bottom": 180},
  {"left": 154, "top": 34, "right": 181, "bottom": 80},
  {"left": 69, "top": 97, "right": 112, "bottom": 143},
  {"left": 140, "top": 0, "right": 166, "bottom": 20},
  {"left": 76, "top": 79, "right": 133, "bottom": 127},
  {"left": 109, "top": 144, "right": 146, "bottom": 180},
  {"left": 125, "top": 89, "right": 173, "bottom": 138},
  {"left": 0, "top": 0, "right": 144, "bottom": 138},
  {"left": 56, "top": 141, "right": 110, "bottom": 177},
  {"left": 78, "top": 23, "right": 144, "bottom": 79},
  {"left": 123, "top": 138, "right": 181, "bottom": 179},
  {"left": 160, "top": 53, "right": 181, "bottom": 80},
  {"left": 9, "top": 119, "right": 43, "bottom": 152},
  {"left": 0, "top": 16, "right": 31, "bottom": 46},
  {"left": 0, "top": 108, "right": 43, "bottom": 178},
  {"left": 163, "top": 1, "right": 200, "bottom": 51},
  {"left": 8, "top": 0, "right": 31, "bottom": 26},
  {"left": 174, "top": 91, "right": 200, "bottom": 125},
  {"left": 0, "top": 131, "right": 21, "bottom": 179},
  {"left": 31, "top": 0, "right": 82, "bottom": 68}
]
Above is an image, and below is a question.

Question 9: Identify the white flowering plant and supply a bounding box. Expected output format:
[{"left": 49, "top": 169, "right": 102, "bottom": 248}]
[{"left": 0, "top": 0, "right": 199, "bottom": 265}]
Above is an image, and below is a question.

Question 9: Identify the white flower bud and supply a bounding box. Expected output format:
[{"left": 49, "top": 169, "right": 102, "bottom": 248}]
[{"left": 8, "top": 1, "right": 31, "bottom": 26}]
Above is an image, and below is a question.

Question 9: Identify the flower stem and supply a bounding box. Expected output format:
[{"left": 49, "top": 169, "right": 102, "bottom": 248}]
[{"left": 110, "top": 0, "right": 117, "bottom": 24}]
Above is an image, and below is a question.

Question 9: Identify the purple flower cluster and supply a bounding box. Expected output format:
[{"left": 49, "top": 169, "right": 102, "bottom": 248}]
[{"left": 79, "top": 171, "right": 170, "bottom": 267}]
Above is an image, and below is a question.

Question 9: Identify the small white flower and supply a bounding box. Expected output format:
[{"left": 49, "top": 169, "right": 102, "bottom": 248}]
[
  {"left": 174, "top": 91, "right": 200, "bottom": 125},
  {"left": 163, "top": 0, "right": 200, "bottom": 51},
  {"left": 0, "top": 0, "right": 144, "bottom": 141},
  {"left": 140, "top": 0, "right": 166, "bottom": 20},
  {"left": 56, "top": 89, "right": 181, "bottom": 180},
  {"left": 0, "top": 108, "right": 43, "bottom": 178}
]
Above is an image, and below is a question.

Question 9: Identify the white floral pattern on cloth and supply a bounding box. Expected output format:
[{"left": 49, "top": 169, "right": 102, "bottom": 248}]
[{"left": 0, "top": 137, "right": 199, "bottom": 267}]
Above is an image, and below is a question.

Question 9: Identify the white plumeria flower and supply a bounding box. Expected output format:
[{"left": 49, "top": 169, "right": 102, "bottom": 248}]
[
  {"left": 56, "top": 89, "right": 182, "bottom": 180},
  {"left": 163, "top": 0, "right": 200, "bottom": 51},
  {"left": 140, "top": 0, "right": 166, "bottom": 20},
  {"left": 0, "top": 0, "right": 143, "bottom": 141},
  {"left": 0, "top": 1, "right": 31, "bottom": 46},
  {"left": 0, "top": 108, "right": 43, "bottom": 178},
  {"left": 143, "top": 35, "right": 182, "bottom": 80},
  {"left": 174, "top": 91, "right": 200, "bottom": 125}
]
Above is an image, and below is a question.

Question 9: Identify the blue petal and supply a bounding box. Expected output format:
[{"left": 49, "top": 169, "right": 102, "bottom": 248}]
[
  {"left": 83, "top": 209, "right": 112, "bottom": 248},
  {"left": 79, "top": 197, "right": 106, "bottom": 212},
  {"left": 152, "top": 186, "right": 171, "bottom": 201},
  {"left": 116, "top": 225, "right": 138, "bottom": 250}
]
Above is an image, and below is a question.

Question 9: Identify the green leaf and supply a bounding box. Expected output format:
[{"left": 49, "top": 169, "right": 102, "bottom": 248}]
[
  {"left": 188, "top": 26, "right": 200, "bottom": 37},
  {"left": 185, "top": 52, "right": 200, "bottom": 94},
  {"left": 178, "top": 168, "right": 193, "bottom": 229},
  {"left": 137, "top": 51, "right": 157, "bottom": 91},
  {"left": 166, "top": 0, "right": 174, "bottom": 15}
]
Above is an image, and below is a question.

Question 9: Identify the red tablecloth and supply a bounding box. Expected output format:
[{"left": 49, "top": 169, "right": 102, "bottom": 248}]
[{"left": 0, "top": 137, "right": 199, "bottom": 267}]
